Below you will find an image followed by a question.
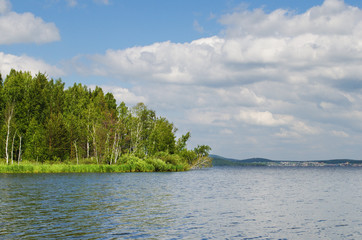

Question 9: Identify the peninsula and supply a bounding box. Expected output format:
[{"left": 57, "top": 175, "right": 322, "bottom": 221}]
[{"left": 0, "top": 69, "right": 211, "bottom": 173}]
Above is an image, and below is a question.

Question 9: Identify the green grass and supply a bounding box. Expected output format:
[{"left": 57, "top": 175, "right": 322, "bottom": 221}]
[{"left": 0, "top": 156, "right": 189, "bottom": 174}]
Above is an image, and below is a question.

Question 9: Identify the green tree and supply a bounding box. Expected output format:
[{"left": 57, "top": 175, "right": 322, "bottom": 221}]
[
  {"left": 176, "top": 132, "right": 191, "bottom": 153},
  {"left": 2, "top": 70, "right": 31, "bottom": 163},
  {"left": 25, "top": 72, "right": 50, "bottom": 125},
  {"left": 64, "top": 83, "right": 90, "bottom": 160},
  {"left": 0, "top": 69, "right": 210, "bottom": 169},
  {"left": 0, "top": 73, "right": 4, "bottom": 118},
  {"left": 46, "top": 113, "right": 68, "bottom": 161},
  {"left": 194, "top": 145, "right": 212, "bottom": 157},
  {"left": 147, "top": 117, "right": 176, "bottom": 155},
  {"left": 130, "top": 102, "right": 156, "bottom": 156},
  {"left": 24, "top": 117, "right": 47, "bottom": 162}
]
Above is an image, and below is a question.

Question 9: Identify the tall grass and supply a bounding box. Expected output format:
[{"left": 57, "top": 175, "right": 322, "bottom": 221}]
[{"left": 0, "top": 155, "right": 188, "bottom": 173}]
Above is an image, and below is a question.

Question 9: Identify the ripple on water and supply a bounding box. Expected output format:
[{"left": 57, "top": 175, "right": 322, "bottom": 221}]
[{"left": 1, "top": 168, "right": 362, "bottom": 239}]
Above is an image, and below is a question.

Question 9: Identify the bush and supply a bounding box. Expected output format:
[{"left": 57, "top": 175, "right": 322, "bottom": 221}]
[{"left": 153, "top": 152, "right": 183, "bottom": 165}]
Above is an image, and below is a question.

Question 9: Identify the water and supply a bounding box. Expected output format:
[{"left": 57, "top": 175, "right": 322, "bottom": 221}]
[{"left": 1, "top": 167, "right": 362, "bottom": 239}]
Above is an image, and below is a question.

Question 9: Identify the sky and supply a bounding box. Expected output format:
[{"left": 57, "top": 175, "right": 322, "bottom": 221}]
[{"left": 2, "top": 0, "right": 362, "bottom": 160}]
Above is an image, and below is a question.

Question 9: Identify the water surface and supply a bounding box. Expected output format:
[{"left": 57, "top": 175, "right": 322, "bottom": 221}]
[{"left": 1, "top": 167, "right": 362, "bottom": 239}]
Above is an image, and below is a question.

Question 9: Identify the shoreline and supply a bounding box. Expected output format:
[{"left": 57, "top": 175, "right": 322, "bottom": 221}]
[{"left": 0, "top": 162, "right": 188, "bottom": 174}]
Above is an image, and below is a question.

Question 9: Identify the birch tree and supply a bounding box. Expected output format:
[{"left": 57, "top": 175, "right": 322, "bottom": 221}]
[{"left": 5, "top": 104, "right": 14, "bottom": 164}]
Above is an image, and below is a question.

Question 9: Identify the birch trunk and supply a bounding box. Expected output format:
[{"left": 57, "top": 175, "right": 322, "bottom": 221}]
[
  {"left": 11, "top": 130, "right": 17, "bottom": 165},
  {"left": 87, "top": 123, "right": 90, "bottom": 159},
  {"left": 92, "top": 124, "right": 98, "bottom": 164},
  {"left": 17, "top": 135, "right": 22, "bottom": 165},
  {"left": 74, "top": 140, "right": 79, "bottom": 165},
  {"left": 111, "top": 132, "right": 117, "bottom": 165},
  {"left": 5, "top": 106, "right": 14, "bottom": 165}
]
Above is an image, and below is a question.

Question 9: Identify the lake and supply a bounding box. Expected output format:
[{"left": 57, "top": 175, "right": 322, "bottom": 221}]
[{"left": 1, "top": 166, "right": 362, "bottom": 239}]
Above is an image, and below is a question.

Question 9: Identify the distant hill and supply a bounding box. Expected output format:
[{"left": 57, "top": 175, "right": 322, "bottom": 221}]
[
  {"left": 210, "top": 154, "right": 362, "bottom": 167},
  {"left": 210, "top": 155, "right": 270, "bottom": 166},
  {"left": 315, "top": 159, "right": 362, "bottom": 164}
]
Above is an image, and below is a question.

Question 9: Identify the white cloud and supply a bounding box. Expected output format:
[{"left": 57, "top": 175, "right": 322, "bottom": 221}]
[
  {"left": 220, "top": 128, "right": 233, "bottom": 135},
  {"left": 237, "top": 110, "right": 292, "bottom": 127},
  {"left": 193, "top": 20, "right": 204, "bottom": 33},
  {"left": 70, "top": 0, "right": 362, "bottom": 159},
  {"left": 216, "top": 87, "right": 265, "bottom": 106},
  {"left": 219, "top": 0, "right": 360, "bottom": 37},
  {"left": 331, "top": 130, "right": 349, "bottom": 137},
  {"left": 0, "top": 0, "right": 11, "bottom": 14},
  {"left": 0, "top": 52, "right": 64, "bottom": 77},
  {"left": 89, "top": 85, "right": 147, "bottom": 106},
  {"left": 186, "top": 109, "right": 231, "bottom": 126},
  {"left": 0, "top": 2, "right": 60, "bottom": 44},
  {"left": 236, "top": 109, "right": 318, "bottom": 137}
]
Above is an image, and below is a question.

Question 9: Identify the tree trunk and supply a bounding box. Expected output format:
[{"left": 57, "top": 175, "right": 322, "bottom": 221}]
[
  {"left": 105, "top": 133, "right": 110, "bottom": 164},
  {"left": 5, "top": 106, "right": 14, "bottom": 165},
  {"left": 11, "top": 130, "right": 17, "bottom": 165},
  {"left": 74, "top": 140, "right": 79, "bottom": 165},
  {"left": 18, "top": 135, "right": 22, "bottom": 165},
  {"left": 87, "top": 140, "right": 90, "bottom": 159},
  {"left": 92, "top": 124, "right": 98, "bottom": 164}
]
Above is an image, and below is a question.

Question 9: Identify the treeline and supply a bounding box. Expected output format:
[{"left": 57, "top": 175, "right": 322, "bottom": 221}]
[{"left": 0, "top": 69, "right": 211, "bottom": 169}]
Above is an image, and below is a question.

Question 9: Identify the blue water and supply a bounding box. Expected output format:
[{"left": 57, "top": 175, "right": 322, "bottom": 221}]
[{"left": 1, "top": 167, "right": 362, "bottom": 239}]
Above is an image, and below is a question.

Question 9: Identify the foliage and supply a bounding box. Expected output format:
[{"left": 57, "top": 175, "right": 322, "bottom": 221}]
[{"left": 0, "top": 69, "right": 212, "bottom": 172}]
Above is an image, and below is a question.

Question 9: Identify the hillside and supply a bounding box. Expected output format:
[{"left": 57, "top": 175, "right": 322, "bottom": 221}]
[
  {"left": 210, "top": 155, "right": 362, "bottom": 167},
  {"left": 210, "top": 155, "right": 269, "bottom": 166}
]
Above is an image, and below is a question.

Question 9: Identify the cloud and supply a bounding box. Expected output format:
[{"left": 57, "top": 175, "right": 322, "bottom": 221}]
[
  {"left": 66, "top": 0, "right": 110, "bottom": 7},
  {"left": 219, "top": 0, "right": 360, "bottom": 37},
  {"left": 66, "top": 0, "right": 77, "bottom": 7},
  {"left": 70, "top": 0, "right": 362, "bottom": 159},
  {"left": 93, "top": 0, "right": 109, "bottom": 5},
  {"left": 0, "top": 0, "right": 11, "bottom": 14},
  {"left": 237, "top": 110, "right": 293, "bottom": 127},
  {"left": 0, "top": 1, "right": 60, "bottom": 44},
  {"left": 90, "top": 85, "right": 147, "bottom": 106},
  {"left": 0, "top": 52, "right": 64, "bottom": 77},
  {"left": 193, "top": 20, "right": 204, "bottom": 33},
  {"left": 331, "top": 130, "right": 349, "bottom": 137}
]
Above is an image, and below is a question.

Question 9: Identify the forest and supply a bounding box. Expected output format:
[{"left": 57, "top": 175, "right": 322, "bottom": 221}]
[{"left": 0, "top": 69, "right": 211, "bottom": 172}]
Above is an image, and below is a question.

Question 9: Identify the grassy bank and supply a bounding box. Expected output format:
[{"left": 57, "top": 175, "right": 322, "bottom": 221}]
[{"left": 0, "top": 156, "right": 189, "bottom": 173}]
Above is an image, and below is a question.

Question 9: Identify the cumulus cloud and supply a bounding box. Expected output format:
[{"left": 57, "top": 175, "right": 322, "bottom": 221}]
[
  {"left": 72, "top": 0, "right": 362, "bottom": 159},
  {"left": 237, "top": 110, "right": 293, "bottom": 127},
  {"left": 0, "top": 0, "right": 60, "bottom": 44},
  {"left": 219, "top": 0, "right": 360, "bottom": 37},
  {"left": 91, "top": 85, "right": 147, "bottom": 106},
  {"left": 0, "top": 0, "right": 11, "bottom": 14},
  {"left": 0, "top": 52, "right": 64, "bottom": 77}
]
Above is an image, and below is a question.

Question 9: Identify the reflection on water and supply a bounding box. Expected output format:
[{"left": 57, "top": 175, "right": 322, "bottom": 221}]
[{"left": 1, "top": 167, "right": 362, "bottom": 239}]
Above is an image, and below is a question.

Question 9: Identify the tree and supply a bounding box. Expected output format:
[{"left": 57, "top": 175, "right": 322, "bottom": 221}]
[
  {"left": 147, "top": 117, "right": 177, "bottom": 155},
  {"left": 191, "top": 145, "right": 212, "bottom": 169},
  {"left": 46, "top": 113, "right": 68, "bottom": 161},
  {"left": 176, "top": 132, "right": 191, "bottom": 153},
  {"left": 130, "top": 103, "right": 156, "bottom": 156},
  {"left": 194, "top": 145, "right": 212, "bottom": 158},
  {"left": 0, "top": 69, "right": 211, "bottom": 169},
  {"left": 4, "top": 103, "right": 14, "bottom": 164},
  {"left": 24, "top": 118, "right": 47, "bottom": 162},
  {"left": 0, "top": 73, "right": 4, "bottom": 118},
  {"left": 64, "top": 83, "right": 91, "bottom": 160}
]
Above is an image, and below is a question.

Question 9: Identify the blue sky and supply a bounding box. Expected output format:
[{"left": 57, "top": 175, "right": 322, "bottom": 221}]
[{"left": 2, "top": 0, "right": 362, "bottom": 160}]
